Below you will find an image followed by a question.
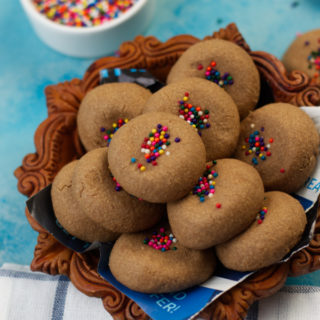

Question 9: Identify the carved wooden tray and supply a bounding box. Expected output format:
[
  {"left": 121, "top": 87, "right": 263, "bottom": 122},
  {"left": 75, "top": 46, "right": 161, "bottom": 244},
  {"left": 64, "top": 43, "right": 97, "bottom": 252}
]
[{"left": 14, "top": 23, "right": 320, "bottom": 320}]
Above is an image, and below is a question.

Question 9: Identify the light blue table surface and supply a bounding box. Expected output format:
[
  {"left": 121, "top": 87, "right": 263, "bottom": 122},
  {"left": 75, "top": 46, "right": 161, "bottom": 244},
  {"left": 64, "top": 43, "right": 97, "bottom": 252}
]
[{"left": 1, "top": 0, "right": 320, "bottom": 287}]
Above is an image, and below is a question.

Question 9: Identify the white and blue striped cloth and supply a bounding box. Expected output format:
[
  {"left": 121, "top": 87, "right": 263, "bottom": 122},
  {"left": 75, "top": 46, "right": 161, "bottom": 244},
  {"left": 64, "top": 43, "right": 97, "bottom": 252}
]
[
  {"left": 0, "top": 264, "right": 111, "bottom": 320},
  {"left": 1, "top": 263, "right": 320, "bottom": 320}
]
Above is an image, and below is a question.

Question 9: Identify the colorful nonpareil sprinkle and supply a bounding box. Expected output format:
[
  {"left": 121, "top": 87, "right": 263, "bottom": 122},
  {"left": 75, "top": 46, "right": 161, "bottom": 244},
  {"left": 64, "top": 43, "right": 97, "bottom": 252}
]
[
  {"left": 257, "top": 206, "right": 268, "bottom": 224},
  {"left": 242, "top": 126, "right": 273, "bottom": 165},
  {"left": 110, "top": 172, "right": 122, "bottom": 192},
  {"left": 135, "top": 124, "right": 171, "bottom": 171},
  {"left": 198, "top": 61, "right": 234, "bottom": 88},
  {"left": 193, "top": 161, "right": 218, "bottom": 202},
  {"left": 307, "top": 47, "right": 320, "bottom": 79},
  {"left": 101, "top": 118, "right": 128, "bottom": 146},
  {"left": 143, "top": 227, "right": 177, "bottom": 252},
  {"left": 178, "top": 92, "right": 210, "bottom": 136},
  {"left": 32, "top": 0, "right": 138, "bottom": 27}
]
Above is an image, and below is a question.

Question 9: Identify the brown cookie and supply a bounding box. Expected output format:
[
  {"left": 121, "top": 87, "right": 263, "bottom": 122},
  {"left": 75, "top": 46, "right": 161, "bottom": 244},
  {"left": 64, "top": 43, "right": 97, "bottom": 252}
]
[
  {"left": 167, "top": 39, "right": 260, "bottom": 119},
  {"left": 51, "top": 161, "right": 119, "bottom": 243},
  {"left": 216, "top": 191, "right": 307, "bottom": 271},
  {"left": 109, "top": 224, "right": 216, "bottom": 293},
  {"left": 72, "top": 148, "right": 164, "bottom": 233},
  {"left": 234, "top": 103, "right": 319, "bottom": 193},
  {"left": 282, "top": 29, "right": 320, "bottom": 81},
  {"left": 167, "top": 159, "right": 264, "bottom": 249},
  {"left": 77, "top": 82, "right": 151, "bottom": 151},
  {"left": 108, "top": 112, "right": 207, "bottom": 203},
  {"left": 144, "top": 78, "right": 240, "bottom": 160}
]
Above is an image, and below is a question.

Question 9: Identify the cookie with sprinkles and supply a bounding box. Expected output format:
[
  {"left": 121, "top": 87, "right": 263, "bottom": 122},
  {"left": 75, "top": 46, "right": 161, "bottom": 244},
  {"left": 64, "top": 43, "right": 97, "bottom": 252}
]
[
  {"left": 144, "top": 77, "right": 240, "bottom": 160},
  {"left": 77, "top": 82, "right": 151, "bottom": 151},
  {"left": 72, "top": 148, "right": 164, "bottom": 233},
  {"left": 216, "top": 191, "right": 306, "bottom": 271},
  {"left": 282, "top": 29, "right": 320, "bottom": 82},
  {"left": 235, "top": 103, "right": 319, "bottom": 193},
  {"left": 108, "top": 112, "right": 206, "bottom": 203},
  {"left": 167, "top": 39, "right": 260, "bottom": 119},
  {"left": 167, "top": 159, "right": 264, "bottom": 250},
  {"left": 109, "top": 223, "right": 216, "bottom": 293},
  {"left": 51, "top": 160, "right": 119, "bottom": 243}
]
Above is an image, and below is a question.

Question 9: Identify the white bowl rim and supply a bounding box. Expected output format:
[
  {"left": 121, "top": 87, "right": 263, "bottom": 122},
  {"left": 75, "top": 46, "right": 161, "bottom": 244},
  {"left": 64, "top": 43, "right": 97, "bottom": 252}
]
[{"left": 20, "top": 0, "right": 148, "bottom": 34}]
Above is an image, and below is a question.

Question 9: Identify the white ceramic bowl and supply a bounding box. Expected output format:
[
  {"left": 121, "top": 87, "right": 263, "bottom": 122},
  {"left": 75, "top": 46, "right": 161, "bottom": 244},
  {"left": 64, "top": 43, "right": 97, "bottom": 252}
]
[{"left": 20, "top": 0, "right": 155, "bottom": 58}]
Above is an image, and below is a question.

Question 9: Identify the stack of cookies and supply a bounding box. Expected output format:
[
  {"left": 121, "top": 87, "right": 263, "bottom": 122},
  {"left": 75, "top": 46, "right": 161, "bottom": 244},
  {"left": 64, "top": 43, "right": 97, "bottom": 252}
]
[{"left": 51, "top": 38, "right": 319, "bottom": 293}]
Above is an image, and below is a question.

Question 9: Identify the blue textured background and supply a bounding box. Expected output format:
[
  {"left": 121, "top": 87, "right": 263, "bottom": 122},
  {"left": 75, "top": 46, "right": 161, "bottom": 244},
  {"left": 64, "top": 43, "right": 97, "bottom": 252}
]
[{"left": 1, "top": 0, "right": 320, "bottom": 287}]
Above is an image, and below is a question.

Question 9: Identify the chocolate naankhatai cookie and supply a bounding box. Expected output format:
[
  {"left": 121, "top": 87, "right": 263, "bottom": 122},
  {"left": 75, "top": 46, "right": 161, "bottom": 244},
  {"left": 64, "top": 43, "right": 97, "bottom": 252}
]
[
  {"left": 167, "top": 39, "right": 260, "bottom": 119},
  {"left": 216, "top": 191, "right": 307, "bottom": 271},
  {"left": 109, "top": 224, "right": 216, "bottom": 293},
  {"left": 72, "top": 148, "right": 164, "bottom": 233},
  {"left": 108, "top": 112, "right": 206, "bottom": 203},
  {"left": 51, "top": 161, "right": 119, "bottom": 243},
  {"left": 144, "top": 78, "right": 240, "bottom": 160},
  {"left": 167, "top": 159, "right": 264, "bottom": 249},
  {"left": 77, "top": 82, "right": 151, "bottom": 151},
  {"left": 282, "top": 29, "right": 320, "bottom": 81},
  {"left": 235, "top": 103, "right": 319, "bottom": 193}
]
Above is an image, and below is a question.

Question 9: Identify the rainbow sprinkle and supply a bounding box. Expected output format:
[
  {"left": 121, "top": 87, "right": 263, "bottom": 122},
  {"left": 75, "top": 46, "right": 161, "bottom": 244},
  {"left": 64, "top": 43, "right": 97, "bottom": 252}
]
[
  {"left": 109, "top": 171, "right": 122, "bottom": 192},
  {"left": 101, "top": 118, "right": 128, "bottom": 146},
  {"left": 242, "top": 125, "right": 273, "bottom": 166},
  {"left": 32, "top": 0, "right": 138, "bottom": 27},
  {"left": 307, "top": 47, "right": 320, "bottom": 79},
  {"left": 193, "top": 161, "right": 218, "bottom": 202},
  {"left": 143, "top": 227, "right": 177, "bottom": 252},
  {"left": 178, "top": 92, "right": 210, "bottom": 135},
  {"left": 198, "top": 61, "right": 234, "bottom": 88},
  {"left": 257, "top": 206, "right": 268, "bottom": 224},
  {"left": 134, "top": 124, "right": 172, "bottom": 172}
]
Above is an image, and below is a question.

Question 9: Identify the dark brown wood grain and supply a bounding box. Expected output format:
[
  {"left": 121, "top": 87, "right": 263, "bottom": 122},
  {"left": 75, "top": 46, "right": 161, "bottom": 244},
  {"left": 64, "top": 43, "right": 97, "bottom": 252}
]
[{"left": 14, "top": 23, "right": 320, "bottom": 320}]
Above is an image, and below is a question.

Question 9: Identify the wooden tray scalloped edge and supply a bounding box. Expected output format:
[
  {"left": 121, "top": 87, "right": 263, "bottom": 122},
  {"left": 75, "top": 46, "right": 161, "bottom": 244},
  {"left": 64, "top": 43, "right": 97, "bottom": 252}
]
[{"left": 14, "top": 23, "right": 320, "bottom": 320}]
